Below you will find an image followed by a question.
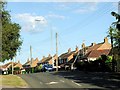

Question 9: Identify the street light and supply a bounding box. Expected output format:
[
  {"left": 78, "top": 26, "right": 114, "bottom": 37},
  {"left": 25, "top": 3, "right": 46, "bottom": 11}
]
[{"left": 35, "top": 19, "right": 55, "bottom": 68}]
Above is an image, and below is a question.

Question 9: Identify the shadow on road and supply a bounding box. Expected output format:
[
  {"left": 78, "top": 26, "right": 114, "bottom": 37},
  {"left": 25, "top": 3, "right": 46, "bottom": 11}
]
[{"left": 51, "top": 71, "right": 120, "bottom": 89}]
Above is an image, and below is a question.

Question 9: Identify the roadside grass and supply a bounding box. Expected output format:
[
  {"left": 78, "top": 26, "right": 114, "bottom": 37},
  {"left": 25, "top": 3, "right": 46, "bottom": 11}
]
[{"left": 0, "top": 75, "right": 28, "bottom": 87}]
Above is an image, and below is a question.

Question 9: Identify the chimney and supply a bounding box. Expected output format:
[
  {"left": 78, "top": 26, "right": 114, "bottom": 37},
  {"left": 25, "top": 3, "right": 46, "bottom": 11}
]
[
  {"left": 43, "top": 56, "right": 45, "bottom": 59},
  {"left": 68, "top": 48, "right": 71, "bottom": 53},
  {"left": 18, "top": 60, "right": 20, "bottom": 63},
  {"left": 104, "top": 37, "right": 108, "bottom": 43},
  {"left": 32, "top": 58, "right": 34, "bottom": 62},
  {"left": 75, "top": 46, "right": 79, "bottom": 52},
  {"left": 35, "top": 58, "right": 39, "bottom": 61},
  {"left": 82, "top": 43, "right": 85, "bottom": 49},
  {"left": 91, "top": 43, "right": 96, "bottom": 46},
  {"left": 48, "top": 54, "right": 51, "bottom": 57},
  {"left": 27, "top": 58, "right": 29, "bottom": 62}
]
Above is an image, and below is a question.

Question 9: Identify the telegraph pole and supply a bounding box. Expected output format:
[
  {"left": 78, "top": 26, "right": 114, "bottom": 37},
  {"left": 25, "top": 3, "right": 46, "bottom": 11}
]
[
  {"left": 30, "top": 45, "right": 32, "bottom": 67},
  {"left": 56, "top": 33, "right": 58, "bottom": 71},
  {"left": 51, "top": 29, "right": 54, "bottom": 68},
  {"left": 12, "top": 58, "right": 14, "bottom": 75}
]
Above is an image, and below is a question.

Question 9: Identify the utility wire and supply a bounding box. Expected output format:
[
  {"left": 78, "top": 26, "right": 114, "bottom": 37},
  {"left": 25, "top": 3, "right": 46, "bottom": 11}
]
[{"left": 57, "top": 4, "right": 116, "bottom": 50}]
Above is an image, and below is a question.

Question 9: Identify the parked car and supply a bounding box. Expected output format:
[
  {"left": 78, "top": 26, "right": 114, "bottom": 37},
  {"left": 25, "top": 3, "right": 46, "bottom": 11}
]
[{"left": 43, "top": 64, "right": 55, "bottom": 72}]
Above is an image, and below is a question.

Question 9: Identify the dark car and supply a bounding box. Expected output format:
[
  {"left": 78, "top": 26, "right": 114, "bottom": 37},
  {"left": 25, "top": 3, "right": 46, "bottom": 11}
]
[{"left": 42, "top": 64, "right": 54, "bottom": 72}]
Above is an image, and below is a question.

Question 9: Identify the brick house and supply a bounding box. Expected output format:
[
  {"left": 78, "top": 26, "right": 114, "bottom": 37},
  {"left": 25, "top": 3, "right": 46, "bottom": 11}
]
[
  {"left": 23, "top": 58, "right": 39, "bottom": 68},
  {"left": 80, "top": 37, "right": 111, "bottom": 61},
  {"left": 14, "top": 61, "right": 23, "bottom": 69},
  {"left": 37, "top": 54, "right": 52, "bottom": 65},
  {"left": 0, "top": 61, "right": 23, "bottom": 74},
  {"left": 37, "top": 54, "right": 57, "bottom": 68},
  {"left": 58, "top": 46, "right": 79, "bottom": 69}
]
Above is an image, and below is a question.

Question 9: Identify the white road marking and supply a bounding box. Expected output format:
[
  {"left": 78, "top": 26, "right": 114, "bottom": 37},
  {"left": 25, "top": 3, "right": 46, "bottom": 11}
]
[
  {"left": 72, "top": 81, "right": 82, "bottom": 87},
  {"left": 60, "top": 80, "right": 65, "bottom": 83},
  {"left": 46, "top": 81, "right": 58, "bottom": 85}
]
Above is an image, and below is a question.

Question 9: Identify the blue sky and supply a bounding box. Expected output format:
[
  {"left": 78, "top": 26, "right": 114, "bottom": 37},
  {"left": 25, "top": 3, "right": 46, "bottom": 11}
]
[{"left": 3, "top": 1, "right": 118, "bottom": 64}]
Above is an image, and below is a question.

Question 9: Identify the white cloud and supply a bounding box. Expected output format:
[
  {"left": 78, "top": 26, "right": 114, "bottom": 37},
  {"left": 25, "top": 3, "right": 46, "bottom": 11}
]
[
  {"left": 74, "top": 3, "right": 98, "bottom": 14},
  {"left": 46, "top": 13, "right": 65, "bottom": 20},
  {"left": 14, "top": 13, "right": 47, "bottom": 33}
]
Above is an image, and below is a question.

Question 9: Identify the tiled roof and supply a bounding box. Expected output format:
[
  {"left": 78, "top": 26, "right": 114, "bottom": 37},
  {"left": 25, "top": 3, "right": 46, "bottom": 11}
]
[
  {"left": 59, "top": 51, "right": 75, "bottom": 59},
  {"left": 45, "top": 57, "right": 52, "bottom": 62},
  {"left": 81, "top": 38, "right": 111, "bottom": 59},
  {"left": 1, "top": 62, "right": 22, "bottom": 69},
  {"left": 87, "top": 49, "right": 111, "bottom": 58},
  {"left": 23, "top": 58, "right": 39, "bottom": 67},
  {"left": 86, "top": 43, "right": 103, "bottom": 53},
  {"left": 14, "top": 63, "right": 23, "bottom": 69},
  {"left": 38, "top": 56, "right": 52, "bottom": 64},
  {"left": 23, "top": 61, "right": 31, "bottom": 66}
]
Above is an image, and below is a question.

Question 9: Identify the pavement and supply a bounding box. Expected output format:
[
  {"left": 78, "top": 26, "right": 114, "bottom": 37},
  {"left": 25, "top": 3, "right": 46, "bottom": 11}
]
[{"left": 16, "top": 71, "right": 120, "bottom": 89}]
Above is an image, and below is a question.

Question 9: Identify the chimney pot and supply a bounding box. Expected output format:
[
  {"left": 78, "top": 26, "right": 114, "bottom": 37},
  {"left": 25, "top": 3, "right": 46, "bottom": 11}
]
[
  {"left": 27, "top": 58, "right": 29, "bottom": 62},
  {"left": 48, "top": 54, "right": 51, "bottom": 57},
  {"left": 68, "top": 48, "right": 71, "bottom": 53},
  {"left": 82, "top": 43, "right": 85, "bottom": 48},
  {"left": 43, "top": 56, "right": 45, "bottom": 59},
  {"left": 75, "top": 46, "right": 79, "bottom": 52},
  {"left": 18, "top": 60, "right": 20, "bottom": 63},
  {"left": 91, "top": 43, "right": 96, "bottom": 46},
  {"left": 104, "top": 37, "right": 108, "bottom": 43}
]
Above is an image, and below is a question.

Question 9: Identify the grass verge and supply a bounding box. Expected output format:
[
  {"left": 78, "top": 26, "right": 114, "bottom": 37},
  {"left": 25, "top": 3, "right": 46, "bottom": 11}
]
[{"left": 0, "top": 75, "right": 28, "bottom": 88}]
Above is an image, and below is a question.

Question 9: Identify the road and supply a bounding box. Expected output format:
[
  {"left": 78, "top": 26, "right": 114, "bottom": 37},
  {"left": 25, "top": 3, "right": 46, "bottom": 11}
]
[
  {"left": 18, "top": 71, "right": 120, "bottom": 89},
  {"left": 18, "top": 72, "right": 84, "bottom": 88}
]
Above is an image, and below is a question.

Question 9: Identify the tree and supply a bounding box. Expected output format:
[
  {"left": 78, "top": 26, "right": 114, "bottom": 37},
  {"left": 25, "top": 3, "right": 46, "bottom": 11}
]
[
  {"left": 111, "top": 12, "right": 120, "bottom": 55},
  {"left": 1, "top": 2, "right": 22, "bottom": 62},
  {"left": 110, "top": 11, "right": 120, "bottom": 72}
]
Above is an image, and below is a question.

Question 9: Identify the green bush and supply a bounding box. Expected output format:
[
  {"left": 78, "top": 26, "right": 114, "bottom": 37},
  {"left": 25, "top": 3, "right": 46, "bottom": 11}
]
[{"left": 14, "top": 67, "right": 20, "bottom": 71}]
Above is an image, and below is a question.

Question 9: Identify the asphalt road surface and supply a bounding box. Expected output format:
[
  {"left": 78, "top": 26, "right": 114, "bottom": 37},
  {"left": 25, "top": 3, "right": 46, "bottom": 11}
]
[{"left": 18, "top": 71, "right": 120, "bottom": 89}]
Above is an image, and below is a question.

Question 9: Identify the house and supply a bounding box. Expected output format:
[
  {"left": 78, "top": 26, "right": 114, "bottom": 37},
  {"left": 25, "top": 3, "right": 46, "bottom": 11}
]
[
  {"left": 58, "top": 46, "right": 79, "bottom": 69},
  {"left": 23, "top": 58, "right": 39, "bottom": 68},
  {"left": 14, "top": 60, "right": 23, "bottom": 69},
  {"left": 22, "top": 58, "right": 39, "bottom": 73},
  {"left": 0, "top": 61, "right": 23, "bottom": 74},
  {"left": 80, "top": 37, "right": 111, "bottom": 61},
  {"left": 38, "top": 54, "right": 52, "bottom": 65},
  {"left": 37, "top": 54, "right": 57, "bottom": 68}
]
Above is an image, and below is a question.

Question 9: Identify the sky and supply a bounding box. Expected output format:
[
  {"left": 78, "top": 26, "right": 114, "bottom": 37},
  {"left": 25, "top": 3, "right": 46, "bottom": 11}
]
[{"left": 2, "top": 1, "right": 119, "bottom": 64}]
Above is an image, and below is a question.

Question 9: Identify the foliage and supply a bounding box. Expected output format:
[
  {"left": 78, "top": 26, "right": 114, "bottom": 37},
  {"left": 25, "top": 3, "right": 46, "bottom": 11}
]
[
  {"left": 38, "top": 64, "right": 43, "bottom": 70},
  {"left": 1, "top": 2, "right": 22, "bottom": 62},
  {"left": 31, "top": 67, "right": 34, "bottom": 73},
  {"left": 76, "top": 55, "right": 113, "bottom": 72},
  {"left": 14, "top": 67, "right": 20, "bottom": 71},
  {"left": 105, "top": 56, "right": 112, "bottom": 63},
  {"left": 108, "top": 26, "right": 120, "bottom": 48}
]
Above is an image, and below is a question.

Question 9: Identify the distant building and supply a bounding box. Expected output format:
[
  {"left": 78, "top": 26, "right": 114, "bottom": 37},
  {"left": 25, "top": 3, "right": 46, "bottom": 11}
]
[
  {"left": 23, "top": 58, "right": 39, "bottom": 68},
  {"left": 37, "top": 54, "right": 52, "bottom": 65},
  {"left": 0, "top": 61, "right": 23, "bottom": 74},
  {"left": 80, "top": 37, "right": 111, "bottom": 61},
  {"left": 37, "top": 54, "right": 57, "bottom": 68},
  {"left": 58, "top": 46, "right": 79, "bottom": 68}
]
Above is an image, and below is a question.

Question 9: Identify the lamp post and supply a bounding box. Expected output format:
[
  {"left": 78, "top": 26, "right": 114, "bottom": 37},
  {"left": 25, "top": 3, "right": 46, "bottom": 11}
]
[{"left": 35, "top": 19, "right": 54, "bottom": 67}]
